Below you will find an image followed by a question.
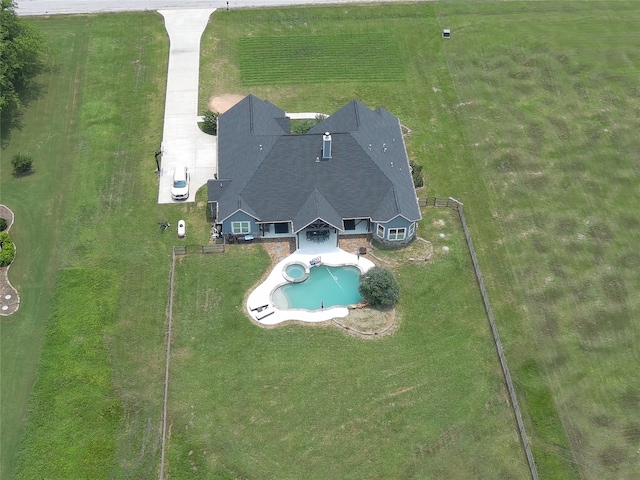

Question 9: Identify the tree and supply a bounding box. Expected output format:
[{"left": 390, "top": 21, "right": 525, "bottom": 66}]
[
  {"left": 0, "top": 0, "right": 46, "bottom": 129},
  {"left": 11, "top": 153, "right": 33, "bottom": 174},
  {"left": 358, "top": 266, "right": 400, "bottom": 308}
]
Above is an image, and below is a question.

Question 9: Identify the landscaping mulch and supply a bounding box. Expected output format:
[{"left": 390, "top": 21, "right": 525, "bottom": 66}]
[{"left": 0, "top": 205, "right": 20, "bottom": 316}]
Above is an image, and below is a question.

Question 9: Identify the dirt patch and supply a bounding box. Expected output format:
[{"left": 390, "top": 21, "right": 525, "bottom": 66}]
[
  {"left": 598, "top": 445, "right": 626, "bottom": 470},
  {"left": 336, "top": 307, "right": 396, "bottom": 338},
  {"left": 207, "top": 94, "right": 245, "bottom": 114},
  {"left": 432, "top": 219, "right": 445, "bottom": 228},
  {"left": 365, "top": 237, "right": 433, "bottom": 265}
]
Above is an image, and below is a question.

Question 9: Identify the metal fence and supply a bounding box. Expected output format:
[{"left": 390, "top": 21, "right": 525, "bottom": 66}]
[
  {"left": 418, "top": 196, "right": 463, "bottom": 208},
  {"left": 422, "top": 197, "right": 539, "bottom": 480},
  {"left": 173, "top": 243, "right": 225, "bottom": 255}
]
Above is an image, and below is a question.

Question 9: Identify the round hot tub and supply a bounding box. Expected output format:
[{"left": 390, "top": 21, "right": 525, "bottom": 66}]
[{"left": 283, "top": 262, "right": 310, "bottom": 283}]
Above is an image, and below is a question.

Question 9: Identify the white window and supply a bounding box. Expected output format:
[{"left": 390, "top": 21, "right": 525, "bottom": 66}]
[
  {"left": 232, "top": 221, "right": 250, "bottom": 234},
  {"left": 408, "top": 222, "right": 415, "bottom": 238},
  {"left": 377, "top": 224, "right": 385, "bottom": 238},
  {"left": 388, "top": 228, "right": 406, "bottom": 241}
]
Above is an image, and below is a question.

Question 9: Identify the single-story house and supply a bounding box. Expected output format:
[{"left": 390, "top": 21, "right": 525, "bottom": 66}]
[{"left": 207, "top": 95, "right": 422, "bottom": 248}]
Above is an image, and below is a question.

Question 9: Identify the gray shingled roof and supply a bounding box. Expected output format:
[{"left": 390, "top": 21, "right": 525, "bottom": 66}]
[
  {"left": 209, "top": 95, "right": 421, "bottom": 230},
  {"left": 293, "top": 189, "right": 344, "bottom": 233}
]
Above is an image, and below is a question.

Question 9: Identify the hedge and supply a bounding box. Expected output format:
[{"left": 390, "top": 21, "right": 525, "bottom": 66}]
[{"left": 0, "top": 232, "right": 16, "bottom": 266}]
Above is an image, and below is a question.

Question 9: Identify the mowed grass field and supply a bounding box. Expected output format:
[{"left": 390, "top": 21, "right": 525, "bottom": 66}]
[
  {"left": 165, "top": 207, "right": 525, "bottom": 478},
  {"left": 237, "top": 32, "right": 407, "bottom": 84},
  {"left": 0, "top": 16, "right": 90, "bottom": 480},
  {"left": 1, "top": 13, "right": 177, "bottom": 479}
]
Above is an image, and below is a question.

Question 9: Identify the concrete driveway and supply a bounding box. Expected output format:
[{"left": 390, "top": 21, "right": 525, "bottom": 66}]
[{"left": 158, "top": 9, "right": 216, "bottom": 204}]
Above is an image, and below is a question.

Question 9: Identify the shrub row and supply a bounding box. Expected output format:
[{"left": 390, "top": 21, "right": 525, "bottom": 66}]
[
  {"left": 0, "top": 232, "right": 16, "bottom": 266},
  {"left": 410, "top": 161, "right": 424, "bottom": 188}
]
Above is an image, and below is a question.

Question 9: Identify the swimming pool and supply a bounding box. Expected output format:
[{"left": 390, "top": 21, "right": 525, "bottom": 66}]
[
  {"left": 282, "top": 262, "right": 310, "bottom": 283},
  {"left": 286, "top": 263, "right": 306, "bottom": 279},
  {"left": 272, "top": 265, "right": 362, "bottom": 310}
]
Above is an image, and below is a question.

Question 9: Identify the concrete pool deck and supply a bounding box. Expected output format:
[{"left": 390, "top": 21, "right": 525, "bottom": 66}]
[{"left": 247, "top": 247, "right": 375, "bottom": 325}]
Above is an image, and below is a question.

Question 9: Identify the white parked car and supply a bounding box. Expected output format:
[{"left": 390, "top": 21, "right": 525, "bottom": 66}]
[{"left": 171, "top": 166, "right": 190, "bottom": 200}]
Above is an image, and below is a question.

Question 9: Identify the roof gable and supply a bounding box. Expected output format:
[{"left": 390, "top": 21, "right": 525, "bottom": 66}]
[
  {"left": 292, "top": 189, "right": 344, "bottom": 233},
  {"left": 308, "top": 100, "right": 363, "bottom": 134}
]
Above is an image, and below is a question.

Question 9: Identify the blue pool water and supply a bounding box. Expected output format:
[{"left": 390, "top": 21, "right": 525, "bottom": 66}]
[
  {"left": 285, "top": 263, "right": 306, "bottom": 279},
  {"left": 273, "top": 265, "right": 362, "bottom": 310}
]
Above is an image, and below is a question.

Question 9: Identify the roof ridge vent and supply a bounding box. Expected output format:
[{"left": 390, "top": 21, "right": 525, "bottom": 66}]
[
  {"left": 249, "top": 95, "right": 254, "bottom": 134},
  {"left": 322, "top": 132, "right": 332, "bottom": 160}
]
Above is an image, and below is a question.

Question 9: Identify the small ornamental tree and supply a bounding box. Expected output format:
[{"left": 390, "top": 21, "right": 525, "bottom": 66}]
[
  {"left": 0, "top": 232, "right": 16, "bottom": 266},
  {"left": 11, "top": 153, "right": 33, "bottom": 174},
  {"left": 291, "top": 114, "right": 327, "bottom": 134},
  {"left": 202, "top": 110, "right": 218, "bottom": 135},
  {"left": 410, "top": 161, "right": 424, "bottom": 188},
  {"left": 358, "top": 266, "right": 400, "bottom": 308},
  {"left": 291, "top": 119, "right": 316, "bottom": 134}
]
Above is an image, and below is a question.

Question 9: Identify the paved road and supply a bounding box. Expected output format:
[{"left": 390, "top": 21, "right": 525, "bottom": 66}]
[{"left": 16, "top": 0, "right": 397, "bottom": 16}]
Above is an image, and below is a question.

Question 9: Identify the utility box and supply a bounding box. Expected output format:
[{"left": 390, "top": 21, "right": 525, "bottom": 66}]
[
  {"left": 442, "top": 29, "right": 451, "bottom": 39},
  {"left": 177, "top": 219, "right": 186, "bottom": 238}
]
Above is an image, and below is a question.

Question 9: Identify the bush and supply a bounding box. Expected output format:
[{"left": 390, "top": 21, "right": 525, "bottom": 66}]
[
  {"left": 291, "top": 114, "right": 326, "bottom": 134},
  {"left": 0, "top": 232, "right": 16, "bottom": 266},
  {"left": 12, "top": 153, "right": 33, "bottom": 174},
  {"left": 291, "top": 119, "right": 317, "bottom": 134},
  {"left": 410, "top": 161, "right": 424, "bottom": 188},
  {"left": 0, "top": 218, "right": 7, "bottom": 231},
  {"left": 358, "top": 266, "right": 400, "bottom": 308},
  {"left": 201, "top": 110, "right": 218, "bottom": 135}
]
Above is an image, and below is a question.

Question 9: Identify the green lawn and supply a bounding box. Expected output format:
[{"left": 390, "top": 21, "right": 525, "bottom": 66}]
[
  {"left": 0, "top": 17, "right": 92, "bottom": 479},
  {"left": 3, "top": 1, "right": 639, "bottom": 478},
  {"left": 1, "top": 13, "right": 174, "bottom": 479},
  {"left": 237, "top": 32, "right": 407, "bottom": 85},
  {"left": 166, "top": 208, "right": 525, "bottom": 479}
]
